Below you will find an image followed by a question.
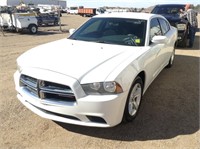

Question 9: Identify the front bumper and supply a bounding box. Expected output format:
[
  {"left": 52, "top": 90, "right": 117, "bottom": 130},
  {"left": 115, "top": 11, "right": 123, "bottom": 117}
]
[{"left": 14, "top": 70, "right": 127, "bottom": 127}]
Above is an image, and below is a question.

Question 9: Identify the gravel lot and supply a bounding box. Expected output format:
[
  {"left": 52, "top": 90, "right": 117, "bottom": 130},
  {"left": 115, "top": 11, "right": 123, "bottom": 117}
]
[{"left": 0, "top": 14, "right": 199, "bottom": 149}]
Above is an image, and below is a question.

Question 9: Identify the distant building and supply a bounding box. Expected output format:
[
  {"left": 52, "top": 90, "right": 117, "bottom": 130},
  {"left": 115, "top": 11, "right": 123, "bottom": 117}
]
[{"left": 0, "top": 0, "right": 67, "bottom": 9}]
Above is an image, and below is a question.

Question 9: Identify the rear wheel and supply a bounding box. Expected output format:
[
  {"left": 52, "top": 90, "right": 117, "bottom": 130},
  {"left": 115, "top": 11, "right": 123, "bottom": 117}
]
[
  {"left": 37, "top": 21, "right": 42, "bottom": 26},
  {"left": 29, "top": 24, "right": 37, "bottom": 34},
  {"left": 181, "top": 33, "right": 188, "bottom": 48},
  {"left": 166, "top": 48, "right": 175, "bottom": 68},
  {"left": 123, "top": 76, "right": 143, "bottom": 122},
  {"left": 179, "top": 27, "right": 189, "bottom": 48}
]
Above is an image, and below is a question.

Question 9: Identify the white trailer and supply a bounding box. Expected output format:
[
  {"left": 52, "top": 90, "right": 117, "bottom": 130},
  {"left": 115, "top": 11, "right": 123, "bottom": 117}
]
[{"left": 0, "top": 12, "right": 38, "bottom": 34}]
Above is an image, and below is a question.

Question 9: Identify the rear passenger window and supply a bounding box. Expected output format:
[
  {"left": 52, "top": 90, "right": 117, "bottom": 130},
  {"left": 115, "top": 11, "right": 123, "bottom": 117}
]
[{"left": 158, "top": 18, "right": 170, "bottom": 35}]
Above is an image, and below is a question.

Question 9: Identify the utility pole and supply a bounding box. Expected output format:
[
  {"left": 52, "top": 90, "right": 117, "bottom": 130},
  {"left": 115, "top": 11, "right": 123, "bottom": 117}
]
[
  {"left": 0, "top": 26, "right": 5, "bottom": 36},
  {"left": 50, "top": 0, "right": 62, "bottom": 32},
  {"left": 58, "top": 1, "right": 62, "bottom": 32},
  {"left": 0, "top": 11, "right": 5, "bottom": 36}
]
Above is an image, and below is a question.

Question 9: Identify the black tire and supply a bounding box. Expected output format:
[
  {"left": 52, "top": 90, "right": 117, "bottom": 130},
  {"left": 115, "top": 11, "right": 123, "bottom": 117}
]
[
  {"left": 123, "top": 76, "right": 143, "bottom": 122},
  {"left": 38, "top": 22, "right": 42, "bottom": 26},
  {"left": 15, "top": 28, "right": 19, "bottom": 32},
  {"left": 166, "top": 48, "right": 175, "bottom": 68},
  {"left": 181, "top": 33, "right": 188, "bottom": 48},
  {"left": 54, "top": 21, "right": 58, "bottom": 26},
  {"left": 28, "top": 24, "right": 37, "bottom": 34},
  {"left": 179, "top": 27, "right": 189, "bottom": 48}
]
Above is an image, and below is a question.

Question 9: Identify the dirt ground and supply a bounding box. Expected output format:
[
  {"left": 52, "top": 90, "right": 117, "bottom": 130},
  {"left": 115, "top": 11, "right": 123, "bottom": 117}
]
[{"left": 0, "top": 14, "right": 199, "bottom": 149}]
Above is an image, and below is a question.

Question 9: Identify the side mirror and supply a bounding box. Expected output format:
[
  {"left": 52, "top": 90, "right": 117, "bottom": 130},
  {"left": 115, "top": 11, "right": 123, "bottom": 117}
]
[
  {"left": 151, "top": 35, "right": 167, "bottom": 44},
  {"left": 69, "top": 28, "right": 76, "bottom": 35}
]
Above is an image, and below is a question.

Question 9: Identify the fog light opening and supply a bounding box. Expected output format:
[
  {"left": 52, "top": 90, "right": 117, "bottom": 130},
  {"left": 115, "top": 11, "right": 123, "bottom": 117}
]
[{"left": 86, "top": 116, "right": 107, "bottom": 124}]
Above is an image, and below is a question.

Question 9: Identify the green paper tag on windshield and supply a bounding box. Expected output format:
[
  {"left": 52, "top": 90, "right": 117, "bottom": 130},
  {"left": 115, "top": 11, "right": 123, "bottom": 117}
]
[{"left": 135, "top": 39, "right": 141, "bottom": 43}]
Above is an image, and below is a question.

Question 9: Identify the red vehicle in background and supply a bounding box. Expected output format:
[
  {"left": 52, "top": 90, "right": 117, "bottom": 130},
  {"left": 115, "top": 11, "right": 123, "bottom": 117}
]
[{"left": 78, "top": 7, "right": 106, "bottom": 17}]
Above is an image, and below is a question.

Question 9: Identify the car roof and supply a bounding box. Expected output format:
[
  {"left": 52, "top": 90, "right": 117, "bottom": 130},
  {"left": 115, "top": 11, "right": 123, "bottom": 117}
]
[
  {"left": 155, "top": 4, "right": 185, "bottom": 7},
  {"left": 93, "top": 12, "right": 158, "bottom": 20}
]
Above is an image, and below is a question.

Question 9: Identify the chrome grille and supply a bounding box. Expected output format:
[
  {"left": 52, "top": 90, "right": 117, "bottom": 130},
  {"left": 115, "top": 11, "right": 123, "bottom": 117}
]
[
  {"left": 20, "top": 75, "right": 38, "bottom": 96},
  {"left": 20, "top": 74, "right": 76, "bottom": 102}
]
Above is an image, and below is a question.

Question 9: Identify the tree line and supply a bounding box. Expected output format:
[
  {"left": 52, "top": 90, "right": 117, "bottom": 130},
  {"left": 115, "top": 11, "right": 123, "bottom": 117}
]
[{"left": 193, "top": 5, "right": 200, "bottom": 12}]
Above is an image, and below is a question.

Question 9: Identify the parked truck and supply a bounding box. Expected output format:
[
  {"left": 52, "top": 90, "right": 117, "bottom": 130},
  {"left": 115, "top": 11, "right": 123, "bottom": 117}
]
[
  {"left": 78, "top": 7, "right": 106, "bottom": 17},
  {"left": 68, "top": 6, "right": 79, "bottom": 14}
]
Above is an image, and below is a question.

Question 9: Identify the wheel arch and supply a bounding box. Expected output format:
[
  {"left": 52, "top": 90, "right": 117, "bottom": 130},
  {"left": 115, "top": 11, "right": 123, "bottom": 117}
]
[
  {"left": 122, "top": 71, "right": 145, "bottom": 122},
  {"left": 137, "top": 71, "right": 145, "bottom": 90},
  {"left": 28, "top": 23, "right": 38, "bottom": 29},
  {"left": 125, "top": 70, "right": 146, "bottom": 97}
]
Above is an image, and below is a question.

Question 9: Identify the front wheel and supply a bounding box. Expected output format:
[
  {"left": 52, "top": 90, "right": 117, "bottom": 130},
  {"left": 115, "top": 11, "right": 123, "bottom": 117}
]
[
  {"left": 180, "top": 33, "right": 188, "bottom": 48},
  {"left": 54, "top": 21, "right": 58, "bottom": 26},
  {"left": 28, "top": 24, "right": 38, "bottom": 34},
  {"left": 123, "top": 76, "right": 143, "bottom": 122}
]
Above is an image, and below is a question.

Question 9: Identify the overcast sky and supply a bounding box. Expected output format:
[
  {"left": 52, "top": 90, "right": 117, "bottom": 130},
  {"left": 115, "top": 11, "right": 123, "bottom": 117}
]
[{"left": 66, "top": 0, "right": 199, "bottom": 8}]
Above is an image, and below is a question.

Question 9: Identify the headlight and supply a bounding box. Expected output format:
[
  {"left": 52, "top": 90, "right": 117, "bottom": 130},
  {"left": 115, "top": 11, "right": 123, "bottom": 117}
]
[
  {"left": 82, "top": 81, "right": 123, "bottom": 95},
  {"left": 176, "top": 24, "right": 186, "bottom": 30}
]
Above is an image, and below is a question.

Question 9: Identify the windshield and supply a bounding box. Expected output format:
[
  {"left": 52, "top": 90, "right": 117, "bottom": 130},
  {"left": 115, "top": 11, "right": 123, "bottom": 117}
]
[
  {"left": 69, "top": 18, "right": 147, "bottom": 46},
  {"left": 152, "top": 5, "right": 185, "bottom": 15}
]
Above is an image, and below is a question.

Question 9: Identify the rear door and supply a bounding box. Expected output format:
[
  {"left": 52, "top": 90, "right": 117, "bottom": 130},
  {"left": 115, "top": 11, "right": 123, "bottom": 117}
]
[
  {"left": 145, "top": 16, "right": 173, "bottom": 87},
  {"left": 148, "top": 17, "right": 164, "bottom": 79},
  {"left": 157, "top": 17, "right": 174, "bottom": 66}
]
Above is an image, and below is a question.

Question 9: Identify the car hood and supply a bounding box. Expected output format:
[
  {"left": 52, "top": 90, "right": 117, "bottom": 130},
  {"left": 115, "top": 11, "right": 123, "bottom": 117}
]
[
  {"left": 17, "top": 38, "right": 148, "bottom": 81},
  {"left": 161, "top": 14, "right": 181, "bottom": 22}
]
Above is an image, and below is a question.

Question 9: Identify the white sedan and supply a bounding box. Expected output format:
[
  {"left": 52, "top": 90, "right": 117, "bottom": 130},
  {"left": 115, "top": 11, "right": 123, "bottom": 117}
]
[{"left": 14, "top": 12, "right": 177, "bottom": 127}]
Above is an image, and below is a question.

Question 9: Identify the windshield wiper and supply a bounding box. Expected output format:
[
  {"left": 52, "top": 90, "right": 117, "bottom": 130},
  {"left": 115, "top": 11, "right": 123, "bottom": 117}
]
[
  {"left": 96, "top": 40, "right": 105, "bottom": 43},
  {"left": 95, "top": 40, "right": 113, "bottom": 44}
]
